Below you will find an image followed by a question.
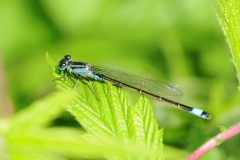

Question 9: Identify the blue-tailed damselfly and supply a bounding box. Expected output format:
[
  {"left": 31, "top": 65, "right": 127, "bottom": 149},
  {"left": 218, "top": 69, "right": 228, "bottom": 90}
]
[{"left": 58, "top": 55, "right": 211, "bottom": 119}]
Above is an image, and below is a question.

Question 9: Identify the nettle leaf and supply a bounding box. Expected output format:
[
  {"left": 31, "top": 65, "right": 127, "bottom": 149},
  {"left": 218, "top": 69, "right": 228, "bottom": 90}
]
[
  {"left": 215, "top": 0, "right": 240, "bottom": 86},
  {"left": 46, "top": 53, "right": 164, "bottom": 160}
]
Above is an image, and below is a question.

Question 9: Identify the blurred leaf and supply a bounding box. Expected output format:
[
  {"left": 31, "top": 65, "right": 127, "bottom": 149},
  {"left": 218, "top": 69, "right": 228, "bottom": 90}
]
[
  {"left": 164, "top": 146, "right": 189, "bottom": 160},
  {"left": 8, "top": 93, "right": 66, "bottom": 134}
]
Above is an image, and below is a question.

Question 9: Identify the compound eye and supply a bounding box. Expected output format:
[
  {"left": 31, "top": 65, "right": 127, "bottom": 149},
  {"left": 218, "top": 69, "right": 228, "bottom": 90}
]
[
  {"left": 59, "top": 61, "right": 66, "bottom": 70},
  {"left": 64, "top": 55, "right": 71, "bottom": 61}
]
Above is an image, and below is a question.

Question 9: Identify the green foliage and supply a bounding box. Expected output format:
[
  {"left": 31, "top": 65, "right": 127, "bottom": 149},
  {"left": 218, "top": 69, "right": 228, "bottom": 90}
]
[
  {"left": 1, "top": 0, "right": 240, "bottom": 159},
  {"left": 1, "top": 77, "right": 166, "bottom": 160},
  {"left": 3, "top": 93, "right": 95, "bottom": 160},
  {"left": 215, "top": 0, "right": 240, "bottom": 87},
  {"left": 46, "top": 53, "right": 164, "bottom": 159}
]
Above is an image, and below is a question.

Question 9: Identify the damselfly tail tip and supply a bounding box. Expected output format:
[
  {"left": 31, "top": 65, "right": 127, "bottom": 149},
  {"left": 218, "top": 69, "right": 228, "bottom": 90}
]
[
  {"left": 202, "top": 111, "right": 211, "bottom": 120},
  {"left": 190, "top": 108, "right": 211, "bottom": 120}
]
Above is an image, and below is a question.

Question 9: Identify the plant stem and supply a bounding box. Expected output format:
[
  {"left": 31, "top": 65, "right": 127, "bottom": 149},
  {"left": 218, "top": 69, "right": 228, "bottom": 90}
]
[{"left": 186, "top": 122, "right": 240, "bottom": 160}]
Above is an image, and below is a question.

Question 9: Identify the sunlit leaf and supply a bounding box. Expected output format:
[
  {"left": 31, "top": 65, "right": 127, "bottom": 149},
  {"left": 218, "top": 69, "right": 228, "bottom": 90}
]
[{"left": 47, "top": 52, "right": 164, "bottom": 159}]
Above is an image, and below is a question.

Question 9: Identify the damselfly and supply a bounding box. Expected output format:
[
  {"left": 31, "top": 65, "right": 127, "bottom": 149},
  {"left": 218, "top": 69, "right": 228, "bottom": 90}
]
[{"left": 58, "top": 55, "right": 211, "bottom": 119}]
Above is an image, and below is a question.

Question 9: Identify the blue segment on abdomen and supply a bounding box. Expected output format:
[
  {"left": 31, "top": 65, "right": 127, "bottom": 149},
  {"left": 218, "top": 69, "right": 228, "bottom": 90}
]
[
  {"left": 73, "top": 68, "right": 103, "bottom": 81},
  {"left": 190, "top": 108, "right": 203, "bottom": 118}
]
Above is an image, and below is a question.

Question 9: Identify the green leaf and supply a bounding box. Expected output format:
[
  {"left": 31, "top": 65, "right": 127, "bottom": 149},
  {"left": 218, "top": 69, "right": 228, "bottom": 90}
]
[
  {"left": 3, "top": 90, "right": 162, "bottom": 160},
  {"left": 215, "top": 0, "right": 240, "bottom": 87},
  {"left": 8, "top": 93, "right": 66, "bottom": 134},
  {"left": 46, "top": 52, "right": 164, "bottom": 160}
]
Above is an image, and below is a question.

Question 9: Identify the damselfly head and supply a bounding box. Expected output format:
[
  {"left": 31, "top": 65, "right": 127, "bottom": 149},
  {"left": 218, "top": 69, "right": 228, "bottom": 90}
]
[
  {"left": 59, "top": 55, "right": 72, "bottom": 70},
  {"left": 59, "top": 59, "right": 67, "bottom": 70},
  {"left": 64, "top": 55, "right": 71, "bottom": 62}
]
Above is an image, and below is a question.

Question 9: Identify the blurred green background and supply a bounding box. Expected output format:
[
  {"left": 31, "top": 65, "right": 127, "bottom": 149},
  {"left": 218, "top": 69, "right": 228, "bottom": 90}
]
[{"left": 1, "top": 0, "right": 240, "bottom": 159}]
